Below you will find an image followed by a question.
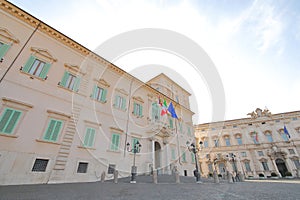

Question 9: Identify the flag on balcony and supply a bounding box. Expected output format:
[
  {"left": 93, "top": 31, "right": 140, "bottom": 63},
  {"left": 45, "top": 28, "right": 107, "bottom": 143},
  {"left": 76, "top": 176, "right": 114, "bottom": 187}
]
[
  {"left": 284, "top": 125, "right": 291, "bottom": 138},
  {"left": 168, "top": 102, "right": 178, "bottom": 119},
  {"left": 161, "top": 99, "right": 168, "bottom": 116},
  {"left": 158, "top": 96, "right": 162, "bottom": 106}
]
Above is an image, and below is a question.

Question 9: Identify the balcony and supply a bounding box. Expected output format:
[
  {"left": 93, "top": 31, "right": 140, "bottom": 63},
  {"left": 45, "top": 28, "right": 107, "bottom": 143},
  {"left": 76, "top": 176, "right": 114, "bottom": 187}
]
[{"left": 147, "top": 120, "right": 174, "bottom": 137}]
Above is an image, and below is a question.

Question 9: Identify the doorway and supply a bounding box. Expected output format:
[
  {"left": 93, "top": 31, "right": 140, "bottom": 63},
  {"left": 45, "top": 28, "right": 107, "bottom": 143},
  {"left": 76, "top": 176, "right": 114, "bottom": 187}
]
[
  {"left": 154, "top": 142, "right": 161, "bottom": 172},
  {"left": 276, "top": 158, "right": 288, "bottom": 177}
]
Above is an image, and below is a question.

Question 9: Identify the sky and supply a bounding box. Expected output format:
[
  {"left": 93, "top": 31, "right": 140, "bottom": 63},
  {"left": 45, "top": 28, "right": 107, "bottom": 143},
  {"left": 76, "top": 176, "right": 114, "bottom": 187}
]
[{"left": 7, "top": 0, "right": 300, "bottom": 124}]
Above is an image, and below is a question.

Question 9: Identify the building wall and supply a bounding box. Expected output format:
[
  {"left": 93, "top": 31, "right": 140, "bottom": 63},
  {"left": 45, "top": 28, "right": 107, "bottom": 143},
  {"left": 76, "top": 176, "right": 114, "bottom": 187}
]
[
  {"left": 195, "top": 109, "right": 300, "bottom": 179},
  {"left": 0, "top": 1, "right": 195, "bottom": 185}
]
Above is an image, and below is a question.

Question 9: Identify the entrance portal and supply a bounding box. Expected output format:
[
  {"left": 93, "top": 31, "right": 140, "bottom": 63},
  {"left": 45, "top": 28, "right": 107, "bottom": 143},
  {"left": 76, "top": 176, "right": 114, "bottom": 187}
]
[
  {"left": 276, "top": 158, "right": 288, "bottom": 177},
  {"left": 154, "top": 142, "right": 161, "bottom": 171}
]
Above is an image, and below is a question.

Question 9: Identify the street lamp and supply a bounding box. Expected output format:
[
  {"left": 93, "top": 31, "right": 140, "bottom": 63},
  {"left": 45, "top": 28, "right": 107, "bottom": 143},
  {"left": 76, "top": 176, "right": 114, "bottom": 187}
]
[
  {"left": 186, "top": 141, "right": 202, "bottom": 183},
  {"left": 127, "top": 140, "right": 142, "bottom": 183}
]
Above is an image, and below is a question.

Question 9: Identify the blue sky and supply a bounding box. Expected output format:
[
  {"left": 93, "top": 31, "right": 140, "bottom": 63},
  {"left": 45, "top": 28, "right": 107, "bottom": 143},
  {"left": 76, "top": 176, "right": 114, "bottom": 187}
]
[{"left": 7, "top": 0, "right": 300, "bottom": 123}]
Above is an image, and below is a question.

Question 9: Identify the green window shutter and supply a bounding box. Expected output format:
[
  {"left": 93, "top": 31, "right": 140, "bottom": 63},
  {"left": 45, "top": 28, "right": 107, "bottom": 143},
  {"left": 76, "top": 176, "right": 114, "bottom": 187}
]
[
  {"left": 22, "top": 55, "right": 36, "bottom": 73},
  {"left": 0, "top": 108, "right": 22, "bottom": 134},
  {"left": 73, "top": 77, "right": 80, "bottom": 92},
  {"left": 133, "top": 102, "right": 137, "bottom": 115},
  {"left": 191, "top": 153, "right": 195, "bottom": 163},
  {"left": 115, "top": 134, "right": 120, "bottom": 150},
  {"left": 84, "top": 128, "right": 91, "bottom": 146},
  {"left": 101, "top": 89, "right": 107, "bottom": 102},
  {"left": 114, "top": 95, "right": 118, "bottom": 107},
  {"left": 169, "top": 118, "right": 173, "bottom": 129},
  {"left": 92, "top": 85, "right": 98, "bottom": 99},
  {"left": 39, "top": 63, "right": 51, "bottom": 79},
  {"left": 110, "top": 134, "right": 116, "bottom": 150},
  {"left": 139, "top": 105, "right": 143, "bottom": 117},
  {"left": 60, "top": 71, "right": 69, "bottom": 87},
  {"left": 111, "top": 133, "right": 120, "bottom": 151},
  {"left": 151, "top": 103, "right": 156, "bottom": 120},
  {"left": 51, "top": 120, "right": 62, "bottom": 141},
  {"left": 88, "top": 128, "right": 95, "bottom": 147},
  {"left": 0, "top": 43, "right": 11, "bottom": 59},
  {"left": 44, "top": 119, "right": 56, "bottom": 141},
  {"left": 121, "top": 97, "right": 126, "bottom": 110}
]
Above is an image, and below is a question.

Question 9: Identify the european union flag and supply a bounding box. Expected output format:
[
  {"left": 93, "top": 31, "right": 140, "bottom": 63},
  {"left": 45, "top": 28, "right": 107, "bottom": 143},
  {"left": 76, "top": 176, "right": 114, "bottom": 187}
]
[
  {"left": 284, "top": 125, "right": 291, "bottom": 138},
  {"left": 167, "top": 102, "right": 178, "bottom": 119}
]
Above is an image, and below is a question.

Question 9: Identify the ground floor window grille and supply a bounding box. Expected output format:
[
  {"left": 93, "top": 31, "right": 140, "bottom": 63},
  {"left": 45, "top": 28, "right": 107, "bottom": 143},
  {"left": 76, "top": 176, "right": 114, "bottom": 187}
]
[
  {"left": 32, "top": 159, "right": 49, "bottom": 172},
  {"left": 77, "top": 162, "right": 88, "bottom": 173},
  {"left": 108, "top": 164, "right": 116, "bottom": 174}
]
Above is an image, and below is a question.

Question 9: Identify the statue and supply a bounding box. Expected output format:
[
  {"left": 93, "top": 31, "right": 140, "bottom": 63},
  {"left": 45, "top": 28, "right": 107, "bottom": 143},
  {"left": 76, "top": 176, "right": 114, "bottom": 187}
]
[{"left": 247, "top": 111, "right": 257, "bottom": 119}]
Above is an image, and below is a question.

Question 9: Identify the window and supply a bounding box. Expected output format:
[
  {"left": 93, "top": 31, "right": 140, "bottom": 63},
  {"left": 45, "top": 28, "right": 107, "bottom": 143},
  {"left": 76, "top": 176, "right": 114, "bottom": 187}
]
[
  {"left": 240, "top": 152, "right": 247, "bottom": 157},
  {"left": 231, "top": 162, "right": 237, "bottom": 172},
  {"left": 171, "top": 148, "right": 176, "bottom": 160},
  {"left": 83, "top": 127, "right": 96, "bottom": 147},
  {"left": 257, "top": 151, "right": 264, "bottom": 156},
  {"left": 216, "top": 153, "right": 222, "bottom": 160},
  {"left": 181, "top": 151, "right": 186, "bottom": 162},
  {"left": 281, "top": 133, "right": 289, "bottom": 142},
  {"left": 244, "top": 162, "right": 251, "bottom": 172},
  {"left": 110, "top": 133, "right": 120, "bottom": 151},
  {"left": 206, "top": 154, "right": 210, "bottom": 159},
  {"left": 43, "top": 118, "right": 63, "bottom": 142},
  {"left": 114, "top": 95, "right": 126, "bottom": 110},
  {"left": 292, "top": 117, "right": 298, "bottom": 121},
  {"left": 203, "top": 140, "right": 209, "bottom": 148},
  {"left": 108, "top": 164, "right": 116, "bottom": 174},
  {"left": 32, "top": 159, "right": 49, "bottom": 172},
  {"left": 59, "top": 71, "right": 80, "bottom": 92},
  {"left": 293, "top": 160, "right": 300, "bottom": 169},
  {"left": 0, "top": 108, "right": 22, "bottom": 135},
  {"left": 169, "top": 117, "right": 173, "bottom": 129},
  {"left": 133, "top": 103, "right": 143, "bottom": 117},
  {"left": 214, "top": 139, "right": 219, "bottom": 147},
  {"left": 92, "top": 85, "right": 107, "bottom": 103},
  {"left": 251, "top": 132, "right": 259, "bottom": 144},
  {"left": 275, "top": 119, "right": 280, "bottom": 123},
  {"left": 236, "top": 136, "right": 243, "bottom": 145},
  {"left": 77, "top": 162, "right": 88, "bottom": 173},
  {"left": 218, "top": 163, "right": 226, "bottom": 173},
  {"left": 261, "top": 161, "right": 269, "bottom": 171},
  {"left": 179, "top": 122, "right": 183, "bottom": 134},
  {"left": 0, "top": 41, "right": 11, "bottom": 60},
  {"left": 191, "top": 152, "right": 195, "bottom": 163},
  {"left": 131, "top": 138, "right": 140, "bottom": 152},
  {"left": 265, "top": 133, "right": 273, "bottom": 143},
  {"left": 225, "top": 137, "right": 231, "bottom": 146},
  {"left": 208, "top": 163, "right": 213, "bottom": 173},
  {"left": 288, "top": 149, "right": 295, "bottom": 154},
  {"left": 187, "top": 127, "right": 192, "bottom": 136},
  {"left": 151, "top": 103, "right": 160, "bottom": 121},
  {"left": 233, "top": 125, "right": 237, "bottom": 128},
  {"left": 22, "top": 55, "right": 51, "bottom": 79}
]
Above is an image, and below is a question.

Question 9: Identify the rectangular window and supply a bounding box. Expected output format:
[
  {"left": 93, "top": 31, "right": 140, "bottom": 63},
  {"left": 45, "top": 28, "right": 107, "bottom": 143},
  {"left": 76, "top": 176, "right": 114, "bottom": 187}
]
[
  {"left": 293, "top": 160, "right": 300, "bottom": 169},
  {"left": 110, "top": 133, "right": 120, "bottom": 151},
  {"left": 22, "top": 55, "right": 51, "bottom": 79},
  {"left": 59, "top": 71, "right": 80, "bottom": 92},
  {"left": 43, "top": 118, "right": 63, "bottom": 142},
  {"left": 203, "top": 140, "right": 208, "bottom": 148},
  {"left": 236, "top": 137, "right": 242, "bottom": 145},
  {"left": 225, "top": 138, "right": 231, "bottom": 146},
  {"left": 114, "top": 95, "right": 126, "bottom": 110},
  {"left": 191, "top": 152, "right": 195, "bottom": 163},
  {"left": 0, "top": 108, "right": 22, "bottom": 135},
  {"left": 132, "top": 138, "right": 140, "bottom": 152},
  {"left": 83, "top": 127, "right": 96, "bottom": 147},
  {"left": 32, "top": 159, "right": 49, "bottom": 172},
  {"left": 108, "top": 164, "right": 116, "bottom": 174},
  {"left": 257, "top": 151, "right": 264, "bottom": 156},
  {"left": 266, "top": 134, "right": 273, "bottom": 142},
  {"left": 92, "top": 85, "right": 107, "bottom": 103},
  {"left": 288, "top": 149, "right": 295, "bottom": 154},
  {"left": 281, "top": 133, "right": 289, "bottom": 141},
  {"left": 0, "top": 41, "right": 11, "bottom": 59},
  {"left": 77, "top": 162, "right": 88, "bottom": 173},
  {"left": 261, "top": 161, "right": 269, "bottom": 171},
  {"left": 171, "top": 148, "right": 176, "bottom": 160},
  {"left": 151, "top": 103, "right": 160, "bottom": 121},
  {"left": 244, "top": 162, "right": 251, "bottom": 172},
  {"left": 240, "top": 152, "right": 247, "bottom": 157},
  {"left": 133, "top": 102, "right": 143, "bottom": 117},
  {"left": 292, "top": 117, "right": 297, "bottom": 121},
  {"left": 208, "top": 163, "right": 213, "bottom": 173},
  {"left": 214, "top": 139, "right": 219, "bottom": 147},
  {"left": 181, "top": 151, "right": 186, "bottom": 162}
]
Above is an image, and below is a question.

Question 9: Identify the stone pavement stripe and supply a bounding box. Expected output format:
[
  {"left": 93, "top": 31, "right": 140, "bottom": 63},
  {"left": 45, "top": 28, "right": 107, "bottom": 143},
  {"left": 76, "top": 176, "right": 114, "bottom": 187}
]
[{"left": 245, "top": 179, "right": 300, "bottom": 184}]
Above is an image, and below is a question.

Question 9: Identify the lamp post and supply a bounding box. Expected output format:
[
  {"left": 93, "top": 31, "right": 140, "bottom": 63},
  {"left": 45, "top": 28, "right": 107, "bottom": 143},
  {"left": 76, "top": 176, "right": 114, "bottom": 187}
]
[
  {"left": 186, "top": 141, "right": 202, "bottom": 183},
  {"left": 127, "top": 140, "right": 142, "bottom": 184}
]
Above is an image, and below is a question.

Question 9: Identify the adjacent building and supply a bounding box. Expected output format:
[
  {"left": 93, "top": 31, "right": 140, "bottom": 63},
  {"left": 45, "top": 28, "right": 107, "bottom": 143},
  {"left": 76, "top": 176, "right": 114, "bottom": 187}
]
[
  {"left": 0, "top": 1, "right": 195, "bottom": 185},
  {"left": 195, "top": 108, "right": 300, "bottom": 179}
]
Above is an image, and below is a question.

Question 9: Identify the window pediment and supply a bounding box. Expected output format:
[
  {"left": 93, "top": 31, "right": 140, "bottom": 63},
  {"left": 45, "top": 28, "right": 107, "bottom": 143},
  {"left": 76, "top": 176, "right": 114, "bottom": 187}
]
[
  {"left": 133, "top": 96, "right": 144, "bottom": 103},
  {"left": 64, "top": 63, "right": 85, "bottom": 75},
  {"left": 0, "top": 27, "right": 19, "bottom": 43},
  {"left": 115, "top": 88, "right": 128, "bottom": 96},
  {"left": 109, "top": 126, "right": 123, "bottom": 133},
  {"left": 95, "top": 78, "right": 110, "bottom": 88},
  {"left": 31, "top": 47, "right": 57, "bottom": 62},
  {"left": 263, "top": 130, "right": 272, "bottom": 135}
]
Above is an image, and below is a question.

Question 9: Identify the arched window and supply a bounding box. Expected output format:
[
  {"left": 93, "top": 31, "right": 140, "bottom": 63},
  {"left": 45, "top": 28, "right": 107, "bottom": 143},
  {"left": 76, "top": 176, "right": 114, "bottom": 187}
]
[
  {"left": 235, "top": 134, "right": 243, "bottom": 145},
  {"left": 264, "top": 131, "right": 273, "bottom": 143}
]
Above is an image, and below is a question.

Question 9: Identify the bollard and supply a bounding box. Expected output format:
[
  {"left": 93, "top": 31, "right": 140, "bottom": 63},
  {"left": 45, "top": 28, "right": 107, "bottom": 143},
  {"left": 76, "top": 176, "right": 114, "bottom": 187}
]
[
  {"left": 175, "top": 171, "right": 180, "bottom": 184},
  {"left": 227, "top": 172, "right": 233, "bottom": 183},
  {"left": 213, "top": 170, "right": 219, "bottom": 184},
  {"left": 152, "top": 170, "right": 158, "bottom": 184},
  {"left": 113, "top": 170, "right": 118, "bottom": 184},
  {"left": 100, "top": 171, "right": 106, "bottom": 183}
]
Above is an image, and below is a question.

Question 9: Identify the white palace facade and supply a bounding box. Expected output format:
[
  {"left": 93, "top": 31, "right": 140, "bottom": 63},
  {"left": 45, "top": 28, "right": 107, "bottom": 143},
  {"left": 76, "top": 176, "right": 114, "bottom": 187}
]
[
  {"left": 195, "top": 108, "right": 300, "bottom": 179},
  {"left": 0, "top": 1, "right": 195, "bottom": 185}
]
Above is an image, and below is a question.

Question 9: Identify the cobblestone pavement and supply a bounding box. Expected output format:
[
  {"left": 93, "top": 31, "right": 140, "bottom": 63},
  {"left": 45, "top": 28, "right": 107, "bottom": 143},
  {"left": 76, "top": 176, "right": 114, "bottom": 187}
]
[{"left": 0, "top": 177, "right": 299, "bottom": 200}]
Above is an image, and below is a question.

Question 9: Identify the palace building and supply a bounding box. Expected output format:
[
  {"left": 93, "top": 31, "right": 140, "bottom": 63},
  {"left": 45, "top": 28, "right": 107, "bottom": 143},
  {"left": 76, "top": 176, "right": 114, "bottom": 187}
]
[
  {"left": 0, "top": 1, "right": 195, "bottom": 185},
  {"left": 195, "top": 108, "right": 300, "bottom": 179}
]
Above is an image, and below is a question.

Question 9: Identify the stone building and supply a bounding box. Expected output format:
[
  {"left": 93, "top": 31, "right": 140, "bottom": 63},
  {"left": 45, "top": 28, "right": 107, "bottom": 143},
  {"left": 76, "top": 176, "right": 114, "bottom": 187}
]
[
  {"left": 0, "top": 1, "right": 195, "bottom": 185},
  {"left": 195, "top": 108, "right": 300, "bottom": 179}
]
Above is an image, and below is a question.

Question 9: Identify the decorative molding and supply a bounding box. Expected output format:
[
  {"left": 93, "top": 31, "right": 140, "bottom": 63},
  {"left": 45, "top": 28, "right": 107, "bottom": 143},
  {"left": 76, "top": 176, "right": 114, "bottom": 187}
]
[
  {"left": 2, "top": 97, "right": 33, "bottom": 109},
  {"left": 83, "top": 120, "right": 101, "bottom": 127},
  {"left": 64, "top": 63, "right": 86, "bottom": 75},
  {"left": 46, "top": 109, "right": 71, "bottom": 119},
  {"left": 31, "top": 47, "right": 57, "bottom": 62},
  {"left": 95, "top": 78, "right": 110, "bottom": 87},
  {"left": 109, "top": 126, "right": 124, "bottom": 133},
  {"left": 132, "top": 96, "right": 144, "bottom": 103},
  {"left": 0, "top": 27, "right": 19, "bottom": 43},
  {"left": 115, "top": 88, "right": 128, "bottom": 96}
]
